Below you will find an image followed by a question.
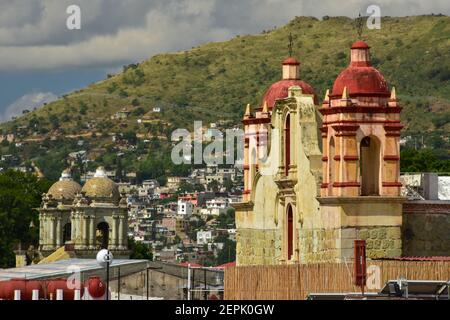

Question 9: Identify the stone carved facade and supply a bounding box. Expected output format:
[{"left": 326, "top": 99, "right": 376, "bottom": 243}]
[
  {"left": 39, "top": 167, "right": 129, "bottom": 258},
  {"left": 234, "top": 40, "right": 407, "bottom": 265}
]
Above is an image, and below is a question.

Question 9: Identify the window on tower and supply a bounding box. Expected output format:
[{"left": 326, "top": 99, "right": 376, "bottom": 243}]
[
  {"left": 284, "top": 114, "right": 291, "bottom": 176},
  {"left": 360, "top": 136, "right": 380, "bottom": 196}
]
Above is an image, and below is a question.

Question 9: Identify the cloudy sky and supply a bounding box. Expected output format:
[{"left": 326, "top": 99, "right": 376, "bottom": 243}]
[{"left": 0, "top": 0, "right": 448, "bottom": 122}]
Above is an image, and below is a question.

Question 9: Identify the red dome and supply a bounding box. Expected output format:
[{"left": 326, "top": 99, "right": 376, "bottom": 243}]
[
  {"left": 331, "top": 66, "right": 389, "bottom": 97},
  {"left": 263, "top": 79, "right": 316, "bottom": 109},
  {"left": 282, "top": 57, "right": 300, "bottom": 65},
  {"left": 351, "top": 40, "right": 370, "bottom": 49},
  {"left": 331, "top": 40, "right": 390, "bottom": 97}
]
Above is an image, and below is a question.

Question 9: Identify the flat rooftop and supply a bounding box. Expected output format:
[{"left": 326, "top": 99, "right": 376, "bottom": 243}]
[{"left": 0, "top": 259, "right": 148, "bottom": 282}]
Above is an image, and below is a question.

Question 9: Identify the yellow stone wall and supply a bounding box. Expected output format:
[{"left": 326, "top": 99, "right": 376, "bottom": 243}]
[
  {"left": 235, "top": 88, "right": 325, "bottom": 266},
  {"left": 235, "top": 86, "right": 404, "bottom": 266},
  {"left": 236, "top": 229, "right": 281, "bottom": 265}
]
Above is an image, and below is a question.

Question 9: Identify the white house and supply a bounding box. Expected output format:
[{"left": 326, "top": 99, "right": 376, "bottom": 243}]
[
  {"left": 197, "top": 230, "right": 213, "bottom": 245},
  {"left": 206, "top": 198, "right": 229, "bottom": 210},
  {"left": 177, "top": 199, "right": 194, "bottom": 215}
]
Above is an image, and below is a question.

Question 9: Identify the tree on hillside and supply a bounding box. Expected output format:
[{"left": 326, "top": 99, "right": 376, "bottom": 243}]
[
  {"left": 128, "top": 237, "right": 153, "bottom": 260},
  {"left": 217, "top": 208, "right": 236, "bottom": 229},
  {"left": 207, "top": 179, "right": 220, "bottom": 192},
  {"left": 0, "top": 171, "right": 51, "bottom": 267},
  {"left": 401, "top": 148, "right": 450, "bottom": 173},
  {"left": 216, "top": 239, "right": 236, "bottom": 265},
  {"left": 137, "top": 156, "right": 166, "bottom": 184}
]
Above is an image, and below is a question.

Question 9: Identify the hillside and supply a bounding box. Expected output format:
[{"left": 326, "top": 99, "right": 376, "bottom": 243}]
[{"left": 1, "top": 15, "right": 449, "bottom": 180}]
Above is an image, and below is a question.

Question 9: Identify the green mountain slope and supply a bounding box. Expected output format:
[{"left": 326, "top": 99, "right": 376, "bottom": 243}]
[{"left": 1, "top": 15, "right": 449, "bottom": 180}]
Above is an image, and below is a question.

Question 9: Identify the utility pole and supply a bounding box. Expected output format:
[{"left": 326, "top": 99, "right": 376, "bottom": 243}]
[{"left": 187, "top": 264, "right": 191, "bottom": 300}]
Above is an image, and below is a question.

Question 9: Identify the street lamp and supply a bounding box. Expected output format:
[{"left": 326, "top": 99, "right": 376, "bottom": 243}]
[{"left": 96, "top": 249, "right": 114, "bottom": 300}]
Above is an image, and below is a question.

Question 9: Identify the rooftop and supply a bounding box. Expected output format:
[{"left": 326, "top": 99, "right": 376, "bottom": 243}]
[{"left": 0, "top": 258, "right": 148, "bottom": 282}]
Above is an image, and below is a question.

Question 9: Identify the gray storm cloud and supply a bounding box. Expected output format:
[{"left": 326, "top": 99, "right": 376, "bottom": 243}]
[
  {"left": 0, "top": 0, "right": 448, "bottom": 71},
  {"left": 2, "top": 91, "right": 58, "bottom": 122}
]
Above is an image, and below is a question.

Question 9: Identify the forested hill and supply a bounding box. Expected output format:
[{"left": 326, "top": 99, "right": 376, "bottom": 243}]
[{"left": 1, "top": 15, "right": 449, "bottom": 179}]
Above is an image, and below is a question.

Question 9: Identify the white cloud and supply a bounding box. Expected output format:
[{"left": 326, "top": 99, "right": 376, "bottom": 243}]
[
  {"left": 0, "top": 0, "right": 448, "bottom": 71},
  {"left": 2, "top": 92, "right": 58, "bottom": 122}
]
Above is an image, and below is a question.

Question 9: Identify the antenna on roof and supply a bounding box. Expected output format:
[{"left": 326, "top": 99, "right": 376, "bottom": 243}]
[
  {"left": 355, "top": 13, "right": 364, "bottom": 39},
  {"left": 288, "top": 32, "right": 294, "bottom": 57}
]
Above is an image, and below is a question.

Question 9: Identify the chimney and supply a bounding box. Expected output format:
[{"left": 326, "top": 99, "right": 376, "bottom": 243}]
[{"left": 421, "top": 173, "right": 439, "bottom": 200}]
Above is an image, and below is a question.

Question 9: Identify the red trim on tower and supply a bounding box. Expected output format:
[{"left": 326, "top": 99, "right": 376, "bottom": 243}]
[
  {"left": 333, "top": 182, "right": 361, "bottom": 187},
  {"left": 351, "top": 40, "right": 370, "bottom": 49},
  {"left": 335, "top": 132, "right": 358, "bottom": 137},
  {"left": 383, "top": 155, "right": 400, "bottom": 161},
  {"left": 320, "top": 106, "right": 402, "bottom": 115},
  {"left": 243, "top": 118, "right": 271, "bottom": 125},
  {"left": 385, "top": 133, "right": 401, "bottom": 137},
  {"left": 382, "top": 182, "right": 403, "bottom": 187},
  {"left": 282, "top": 57, "right": 300, "bottom": 65},
  {"left": 323, "top": 119, "right": 401, "bottom": 126}
]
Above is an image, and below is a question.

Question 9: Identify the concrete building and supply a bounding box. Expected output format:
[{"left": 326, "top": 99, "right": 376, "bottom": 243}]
[
  {"left": 197, "top": 230, "right": 214, "bottom": 245},
  {"left": 177, "top": 199, "right": 194, "bottom": 216},
  {"left": 206, "top": 198, "right": 230, "bottom": 210}
]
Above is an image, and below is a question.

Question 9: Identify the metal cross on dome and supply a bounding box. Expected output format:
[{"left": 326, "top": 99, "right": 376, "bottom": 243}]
[
  {"left": 355, "top": 13, "right": 364, "bottom": 39},
  {"left": 288, "top": 32, "right": 294, "bottom": 57}
]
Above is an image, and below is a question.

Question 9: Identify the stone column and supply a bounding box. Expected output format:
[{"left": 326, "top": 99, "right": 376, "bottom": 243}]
[
  {"left": 39, "top": 213, "right": 44, "bottom": 248},
  {"left": 118, "top": 215, "right": 124, "bottom": 249},
  {"left": 55, "top": 216, "right": 62, "bottom": 247},
  {"left": 320, "top": 127, "right": 329, "bottom": 197},
  {"left": 89, "top": 215, "right": 95, "bottom": 249},
  {"left": 82, "top": 214, "right": 88, "bottom": 249},
  {"left": 110, "top": 216, "right": 118, "bottom": 250},
  {"left": 70, "top": 212, "right": 76, "bottom": 243},
  {"left": 50, "top": 216, "right": 56, "bottom": 250},
  {"left": 74, "top": 212, "right": 82, "bottom": 249}
]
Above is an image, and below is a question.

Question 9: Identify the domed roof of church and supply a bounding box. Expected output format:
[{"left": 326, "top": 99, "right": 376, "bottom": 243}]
[
  {"left": 351, "top": 40, "right": 370, "bottom": 49},
  {"left": 47, "top": 170, "right": 81, "bottom": 200},
  {"left": 331, "top": 40, "right": 390, "bottom": 97},
  {"left": 263, "top": 79, "right": 316, "bottom": 108},
  {"left": 262, "top": 56, "right": 316, "bottom": 108},
  {"left": 81, "top": 167, "right": 119, "bottom": 201},
  {"left": 282, "top": 57, "right": 300, "bottom": 65}
]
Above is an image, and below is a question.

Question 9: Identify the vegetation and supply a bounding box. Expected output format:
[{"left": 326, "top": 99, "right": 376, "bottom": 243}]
[
  {"left": 216, "top": 236, "right": 236, "bottom": 265},
  {"left": 217, "top": 209, "right": 235, "bottom": 229},
  {"left": 0, "top": 15, "right": 449, "bottom": 177},
  {"left": 0, "top": 171, "right": 51, "bottom": 267},
  {"left": 128, "top": 237, "right": 153, "bottom": 260},
  {"left": 401, "top": 148, "right": 450, "bottom": 173}
]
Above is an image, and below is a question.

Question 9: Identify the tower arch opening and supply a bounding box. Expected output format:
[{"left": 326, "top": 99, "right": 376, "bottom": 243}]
[
  {"left": 96, "top": 222, "right": 109, "bottom": 249},
  {"left": 286, "top": 204, "right": 294, "bottom": 261},
  {"left": 63, "top": 222, "right": 71, "bottom": 244},
  {"left": 284, "top": 113, "right": 291, "bottom": 176},
  {"left": 360, "top": 136, "right": 380, "bottom": 196}
]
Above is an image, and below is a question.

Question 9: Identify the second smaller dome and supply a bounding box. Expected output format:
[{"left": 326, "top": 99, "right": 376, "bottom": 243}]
[
  {"left": 81, "top": 167, "right": 119, "bottom": 202},
  {"left": 47, "top": 169, "right": 82, "bottom": 201}
]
